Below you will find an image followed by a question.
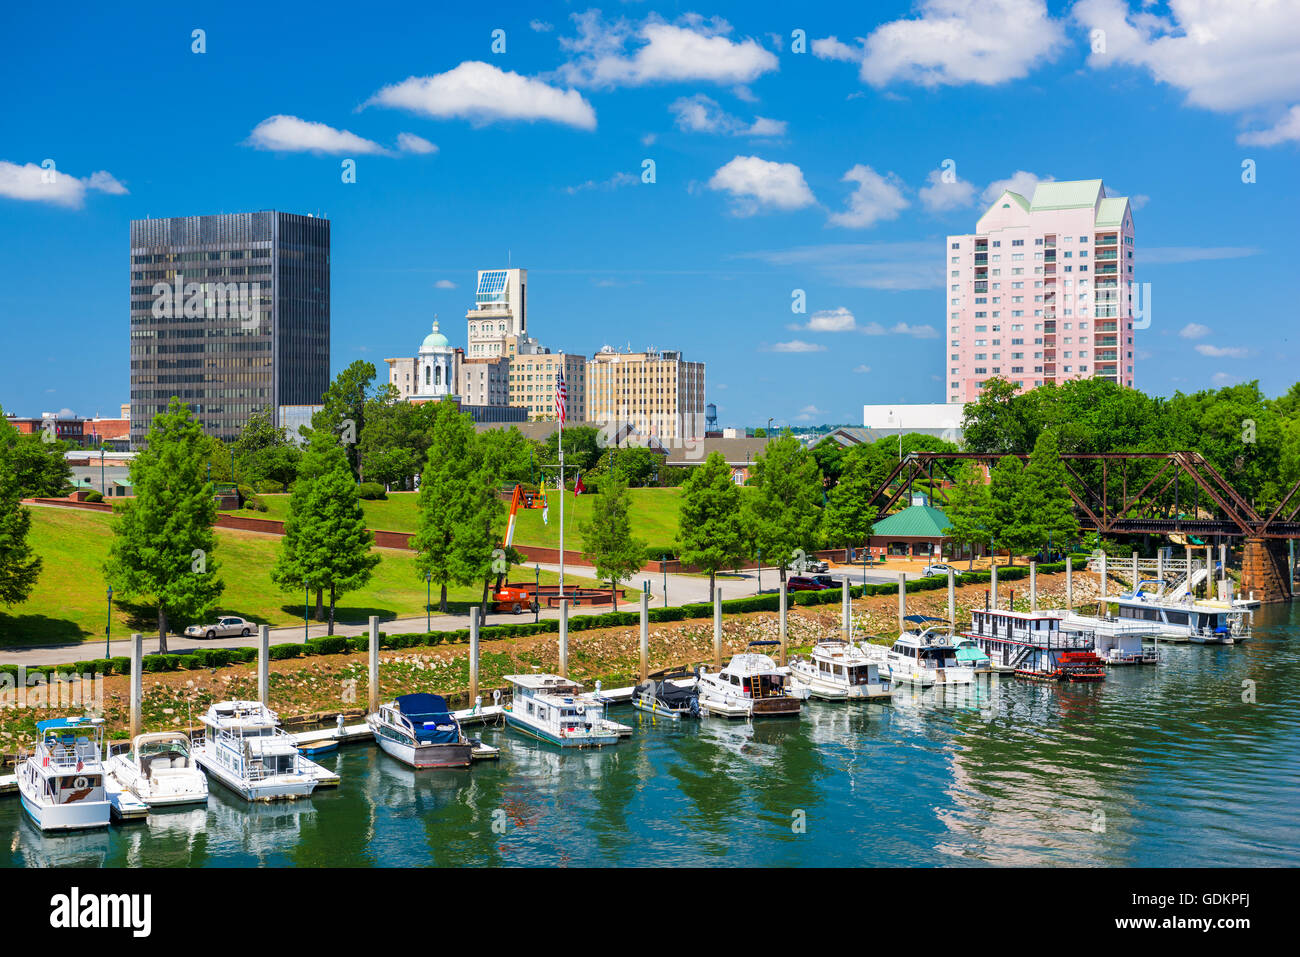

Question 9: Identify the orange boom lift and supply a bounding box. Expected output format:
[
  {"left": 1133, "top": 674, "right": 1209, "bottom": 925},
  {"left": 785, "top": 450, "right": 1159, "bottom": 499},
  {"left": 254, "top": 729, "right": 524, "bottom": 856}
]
[{"left": 493, "top": 484, "right": 546, "bottom": 614}]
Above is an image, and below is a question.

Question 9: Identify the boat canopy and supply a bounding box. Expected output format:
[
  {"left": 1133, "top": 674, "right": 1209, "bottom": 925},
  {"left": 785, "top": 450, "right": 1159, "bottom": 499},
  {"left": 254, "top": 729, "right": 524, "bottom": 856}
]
[
  {"left": 635, "top": 679, "right": 696, "bottom": 708},
  {"left": 904, "top": 615, "right": 947, "bottom": 624},
  {"left": 395, "top": 693, "right": 461, "bottom": 744},
  {"left": 37, "top": 717, "right": 102, "bottom": 733}
]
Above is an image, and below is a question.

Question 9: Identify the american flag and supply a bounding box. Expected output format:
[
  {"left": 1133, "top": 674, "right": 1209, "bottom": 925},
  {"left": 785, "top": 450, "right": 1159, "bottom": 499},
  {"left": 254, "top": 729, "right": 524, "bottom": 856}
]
[{"left": 555, "top": 370, "right": 567, "bottom": 424}]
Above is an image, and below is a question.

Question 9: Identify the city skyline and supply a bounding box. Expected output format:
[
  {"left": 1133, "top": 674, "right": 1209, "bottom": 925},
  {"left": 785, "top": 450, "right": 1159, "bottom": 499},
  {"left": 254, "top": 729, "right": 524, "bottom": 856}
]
[{"left": 3, "top": 1, "right": 1299, "bottom": 427}]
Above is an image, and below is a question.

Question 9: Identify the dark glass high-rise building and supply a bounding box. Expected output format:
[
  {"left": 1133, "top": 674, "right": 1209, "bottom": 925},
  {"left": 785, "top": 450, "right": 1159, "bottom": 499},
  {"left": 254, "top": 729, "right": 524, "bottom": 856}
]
[{"left": 129, "top": 211, "right": 330, "bottom": 446}]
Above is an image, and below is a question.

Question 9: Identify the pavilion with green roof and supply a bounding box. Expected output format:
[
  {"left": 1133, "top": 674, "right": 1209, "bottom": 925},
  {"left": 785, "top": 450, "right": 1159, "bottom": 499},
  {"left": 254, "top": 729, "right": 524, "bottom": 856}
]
[{"left": 866, "top": 501, "right": 959, "bottom": 561}]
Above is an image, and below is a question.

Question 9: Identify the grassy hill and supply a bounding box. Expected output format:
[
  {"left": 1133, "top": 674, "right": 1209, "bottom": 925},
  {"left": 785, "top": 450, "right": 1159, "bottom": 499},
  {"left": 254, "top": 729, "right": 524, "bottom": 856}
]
[
  {"left": 0, "top": 507, "right": 624, "bottom": 650},
  {"left": 231, "top": 487, "right": 684, "bottom": 557}
]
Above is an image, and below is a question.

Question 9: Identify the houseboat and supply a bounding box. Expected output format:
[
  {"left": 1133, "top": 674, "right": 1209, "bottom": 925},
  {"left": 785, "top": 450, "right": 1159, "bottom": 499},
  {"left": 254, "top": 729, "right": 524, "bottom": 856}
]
[
  {"left": 696, "top": 646, "right": 802, "bottom": 718},
  {"left": 104, "top": 731, "right": 209, "bottom": 807},
  {"left": 368, "top": 693, "right": 474, "bottom": 768},
  {"left": 1051, "top": 603, "right": 1158, "bottom": 664},
  {"left": 631, "top": 671, "right": 701, "bottom": 720},
  {"left": 16, "top": 717, "right": 111, "bottom": 832},
  {"left": 964, "top": 609, "right": 1106, "bottom": 681},
  {"left": 787, "top": 639, "right": 894, "bottom": 701},
  {"left": 503, "top": 674, "right": 629, "bottom": 747},
  {"left": 193, "top": 700, "right": 331, "bottom": 801},
  {"left": 861, "top": 617, "right": 976, "bottom": 687},
  {"left": 1110, "top": 586, "right": 1251, "bottom": 643}
]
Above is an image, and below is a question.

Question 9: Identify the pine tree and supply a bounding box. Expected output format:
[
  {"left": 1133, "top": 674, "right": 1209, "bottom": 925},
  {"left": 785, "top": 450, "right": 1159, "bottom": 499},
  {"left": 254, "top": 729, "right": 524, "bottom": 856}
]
[
  {"left": 104, "top": 398, "right": 223, "bottom": 652},
  {"left": 411, "top": 399, "right": 476, "bottom": 612},
  {"left": 0, "top": 420, "right": 42, "bottom": 606},
  {"left": 1021, "top": 430, "right": 1079, "bottom": 557},
  {"left": 743, "top": 433, "right": 824, "bottom": 583},
  {"left": 943, "top": 472, "right": 992, "bottom": 569},
  {"left": 271, "top": 434, "right": 334, "bottom": 619},
  {"left": 675, "top": 452, "right": 746, "bottom": 602},
  {"left": 273, "top": 443, "right": 378, "bottom": 634},
  {"left": 450, "top": 444, "right": 510, "bottom": 618},
  {"left": 821, "top": 445, "right": 878, "bottom": 549},
  {"left": 579, "top": 472, "right": 647, "bottom": 610},
  {"left": 988, "top": 455, "right": 1033, "bottom": 565}
]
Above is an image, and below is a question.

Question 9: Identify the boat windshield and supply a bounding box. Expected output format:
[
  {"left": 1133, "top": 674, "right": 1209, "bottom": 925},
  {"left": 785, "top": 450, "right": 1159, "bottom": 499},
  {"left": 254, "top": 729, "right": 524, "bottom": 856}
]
[{"left": 919, "top": 648, "right": 959, "bottom": 666}]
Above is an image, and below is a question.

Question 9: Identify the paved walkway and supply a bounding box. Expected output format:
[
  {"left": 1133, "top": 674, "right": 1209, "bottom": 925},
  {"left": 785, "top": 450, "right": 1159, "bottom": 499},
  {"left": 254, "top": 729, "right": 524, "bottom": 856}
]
[{"left": 2, "top": 560, "right": 924, "bottom": 668}]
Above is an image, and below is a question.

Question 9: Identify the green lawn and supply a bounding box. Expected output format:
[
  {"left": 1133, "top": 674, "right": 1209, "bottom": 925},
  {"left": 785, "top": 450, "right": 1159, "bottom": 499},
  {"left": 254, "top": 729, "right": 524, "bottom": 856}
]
[
  {"left": 229, "top": 487, "right": 684, "bottom": 556},
  {"left": 0, "top": 508, "right": 629, "bottom": 650}
]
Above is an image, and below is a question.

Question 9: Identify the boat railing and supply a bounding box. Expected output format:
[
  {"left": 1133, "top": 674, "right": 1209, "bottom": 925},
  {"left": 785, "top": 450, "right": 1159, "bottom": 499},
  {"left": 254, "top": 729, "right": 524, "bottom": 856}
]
[{"left": 37, "top": 737, "right": 103, "bottom": 771}]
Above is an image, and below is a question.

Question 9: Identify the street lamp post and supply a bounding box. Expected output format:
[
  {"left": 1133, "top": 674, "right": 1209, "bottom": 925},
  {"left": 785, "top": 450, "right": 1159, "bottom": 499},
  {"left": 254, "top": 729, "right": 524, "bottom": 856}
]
[
  {"left": 663, "top": 555, "right": 668, "bottom": 608},
  {"left": 757, "top": 548, "right": 762, "bottom": 594},
  {"left": 304, "top": 582, "right": 309, "bottom": 641},
  {"left": 100, "top": 447, "right": 106, "bottom": 497},
  {"left": 534, "top": 564, "right": 540, "bottom": 623},
  {"left": 104, "top": 585, "right": 112, "bottom": 658},
  {"left": 425, "top": 572, "right": 432, "bottom": 632}
]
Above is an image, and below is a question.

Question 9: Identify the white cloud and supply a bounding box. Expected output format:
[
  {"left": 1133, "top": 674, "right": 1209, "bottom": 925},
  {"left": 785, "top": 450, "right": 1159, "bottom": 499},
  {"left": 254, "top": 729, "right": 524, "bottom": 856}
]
[
  {"left": 564, "top": 172, "right": 637, "bottom": 194},
  {"left": 247, "top": 115, "right": 389, "bottom": 154},
  {"left": 368, "top": 61, "right": 596, "bottom": 130},
  {"left": 919, "top": 166, "right": 977, "bottom": 213},
  {"left": 1075, "top": 0, "right": 1300, "bottom": 113},
  {"left": 530, "top": 19, "right": 553, "bottom": 33},
  {"left": 0, "top": 160, "right": 128, "bottom": 208},
  {"left": 434, "top": 279, "right": 457, "bottom": 289},
  {"left": 1179, "top": 322, "right": 1211, "bottom": 339},
  {"left": 853, "top": 364, "right": 871, "bottom": 373},
  {"left": 396, "top": 132, "right": 438, "bottom": 154},
  {"left": 558, "top": 12, "right": 778, "bottom": 88},
  {"left": 767, "top": 340, "right": 826, "bottom": 353},
  {"left": 860, "top": 322, "right": 888, "bottom": 335},
  {"left": 816, "top": 0, "right": 1065, "bottom": 88},
  {"left": 708, "top": 155, "right": 816, "bottom": 216},
  {"left": 981, "top": 170, "right": 1050, "bottom": 205},
  {"left": 828, "top": 165, "right": 908, "bottom": 228},
  {"left": 1212, "top": 372, "right": 1241, "bottom": 386},
  {"left": 891, "top": 322, "right": 940, "bottom": 339},
  {"left": 1239, "top": 105, "right": 1300, "bottom": 146},
  {"left": 796, "top": 404, "right": 825, "bottom": 421},
  {"left": 1129, "top": 193, "right": 1150, "bottom": 210},
  {"left": 1195, "top": 343, "right": 1248, "bottom": 358},
  {"left": 668, "top": 94, "right": 786, "bottom": 137},
  {"left": 803, "top": 307, "right": 857, "bottom": 332}
]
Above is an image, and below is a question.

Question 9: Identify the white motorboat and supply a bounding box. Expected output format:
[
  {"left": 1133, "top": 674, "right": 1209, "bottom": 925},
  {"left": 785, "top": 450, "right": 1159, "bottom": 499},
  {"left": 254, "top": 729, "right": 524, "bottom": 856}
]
[
  {"left": 788, "top": 639, "right": 894, "bottom": 701},
  {"left": 503, "top": 675, "right": 630, "bottom": 748},
  {"left": 104, "top": 731, "right": 209, "bottom": 807},
  {"left": 16, "top": 717, "right": 111, "bottom": 832},
  {"left": 861, "top": 617, "right": 976, "bottom": 687},
  {"left": 367, "top": 693, "right": 474, "bottom": 768},
  {"left": 631, "top": 670, "right": 701, "bottom": 720},
  {"left": 193, "top": 700, "right": 332, "bottom": 801},
  {"left": 696, "top": 645, "right": 802, "bottom": 718}
]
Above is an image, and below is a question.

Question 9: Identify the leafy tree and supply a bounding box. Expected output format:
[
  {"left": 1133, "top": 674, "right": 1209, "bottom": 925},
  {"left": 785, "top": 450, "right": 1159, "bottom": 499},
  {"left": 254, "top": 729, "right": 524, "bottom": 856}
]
[
  {"left": 1020, "top": 430, "right": 1080, "bottom": 556},
  {"left": 477, "top": 425, "right": 541, "bottom": 486},
  {"left": 272, "top": 442, "right": 379, "bottom": 634},
  {"left": 360, "top": 386, "right": 430, "bottom": 490},
  {"left": 0, "top": 428, "right": 42, "bottom": 606},
  {"left": 743, "top": 432, "right": 824, "bottom": 583},
  {"left": 546, "top": 425, "right": 602, "bottom": 474},
  {"left": 271, "top": 435, "right": 334, "bottom": 619},
  {"left": 578, "top": 472, "right": 646, "bottom": 609},
  {"left": 411, "top": 400, "right": 477, "bottom": 612},
  {"left": 821, "top": 445, "right": 877, "bottom": 548},
  {"left": 451, "top": 441, "right": 514, "bottom": 617},
  {"left": 232, "top": 406, "right": 301, "bottom": 489},
  {"left": 104, "top": 399, "right": 223, "bottom": 652},
  {"left": 675, "top": 451, "right": 746, "bottom": 602},
  {"left": 987, "top": 455, "right": 1034, "bottom": 565},
  {"left": 607, "top": 446, "right": 658, "bottom": 487},
  {"left": 962, "top": 377, "right": 1040, "bottom": 454},
  {"left": 943, "top": 472, "right": 992, "bottom": 569},
  {"left": 312, "top": 360, "right": 377, "bottom": 480},
  {"left": 0, "top": 407, "right": 72, "bottom": 498}
]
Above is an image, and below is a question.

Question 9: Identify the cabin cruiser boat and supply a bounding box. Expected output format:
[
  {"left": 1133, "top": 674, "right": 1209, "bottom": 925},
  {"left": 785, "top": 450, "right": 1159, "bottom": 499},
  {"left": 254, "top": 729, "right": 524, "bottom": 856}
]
[
  {"left": 193, "top": 700, "right": 333, "bottom": 801},
  {"left": 861, "top": 617, "right": 976, "bottom": 687},
  {"left": 696, "top": 645, "right": 802, "bottom": 718},
  {"left": 368, "top": 693, "right": 473, "bottom": 768},
  {"left": 951, "top": 635, "right": 998, "bottom": 674},
  {"left": 964, "top": 609, "right": 1106, "bottom": 681},
  {"left": 16, "top": 717, "right": 111, "bottom": 832},
  {"left": 631, "top": 670, "right": 701, "bottom": 720},
  {"left": 1110, "top": 585, "right": 1251, "bottom": 644},
  {"left": 788, "top": 639, "right": 894, "bottom": 701},
  {"left": 503, "top": 674, "right": 630, "bottom": 747},
  {"left": 104, "top": 731, "right": 209, "bottom": 807}
]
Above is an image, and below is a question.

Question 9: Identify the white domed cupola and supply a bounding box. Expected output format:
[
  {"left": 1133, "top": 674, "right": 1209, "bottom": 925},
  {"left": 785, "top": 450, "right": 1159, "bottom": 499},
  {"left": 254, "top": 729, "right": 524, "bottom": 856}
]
[{"left": 417, "top": 319, "right": 454, "bottom": 397}]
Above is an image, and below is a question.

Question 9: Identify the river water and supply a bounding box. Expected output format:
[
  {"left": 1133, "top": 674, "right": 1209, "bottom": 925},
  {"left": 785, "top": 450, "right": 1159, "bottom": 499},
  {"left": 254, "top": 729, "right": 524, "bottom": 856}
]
[{"left": 4, "top": 603, "right": 1298, "bottom": 868}]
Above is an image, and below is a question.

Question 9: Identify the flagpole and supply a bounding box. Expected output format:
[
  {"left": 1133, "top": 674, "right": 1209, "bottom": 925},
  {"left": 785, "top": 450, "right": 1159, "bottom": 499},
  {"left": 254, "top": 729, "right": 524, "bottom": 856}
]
[{"left": 558, "top": 357, "right": 565, "bottom": 599}]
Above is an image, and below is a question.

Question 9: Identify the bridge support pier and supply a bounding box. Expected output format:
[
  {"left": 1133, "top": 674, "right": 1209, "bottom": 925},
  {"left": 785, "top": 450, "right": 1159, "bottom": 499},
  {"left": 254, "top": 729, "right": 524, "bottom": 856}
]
[{"left": 1241, "top": 538, "right": 1293, "bottom": 603}]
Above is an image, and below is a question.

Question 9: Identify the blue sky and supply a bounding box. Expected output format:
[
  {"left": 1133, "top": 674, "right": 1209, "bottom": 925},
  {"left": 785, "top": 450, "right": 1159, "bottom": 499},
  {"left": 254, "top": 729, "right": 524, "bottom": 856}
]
[{"left": 2, "top": 0, "right": 1298, "bottom": 428}]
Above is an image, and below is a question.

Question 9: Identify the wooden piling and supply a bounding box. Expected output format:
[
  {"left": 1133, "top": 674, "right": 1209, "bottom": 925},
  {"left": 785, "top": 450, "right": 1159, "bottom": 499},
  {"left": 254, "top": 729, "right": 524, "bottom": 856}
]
[
  {"left": 1030, "top": 561, "right": 1037, "bottom": 613},
  {"left": 991, "top": 563, "right": 999, "bottom": 609},
  {"left": 1066, "top": 556, "right": 1073, "bottom": 610},
  {"left": 468, "top": 608, "right": 479, "bottom": 704},
  {"left": 258, "top": 625, "right": 270, "bottom": 706},
  {"left": 897, "top": 572, "right": 906, "bottom": 632},
  {"left": 639, "top": 590, "right": 649, "bottom": 683},
  {"left": 947, "top": 568, "right": 956, "bottom": 629},
  {"left": 778, "top": 582, "right": 788, "bottom": 665},
  {"left": 129, "top": 633, "right": 143, "bottom": 740},
  {"left": 368, "top": 616, "right": 379, "bottom": 713},
  {"left": 559, "top": 600, "right": 569, "bottom": 678},
  {"left": 842, "top": 576, "right": 852, "bottom": 640},
  {"left": 713, "top": 588, "right": 723, "bottom": 669}
]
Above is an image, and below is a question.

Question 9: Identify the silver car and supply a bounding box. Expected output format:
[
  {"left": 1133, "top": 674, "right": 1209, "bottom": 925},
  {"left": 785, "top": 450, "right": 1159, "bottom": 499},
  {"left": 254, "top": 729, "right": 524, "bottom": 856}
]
[{"left": 184, "top": 616, "right": 253, "bottom": 639}]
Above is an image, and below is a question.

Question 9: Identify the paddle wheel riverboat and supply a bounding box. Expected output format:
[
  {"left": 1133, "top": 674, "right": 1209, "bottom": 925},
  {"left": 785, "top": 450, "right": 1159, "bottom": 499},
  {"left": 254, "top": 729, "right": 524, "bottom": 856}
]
[{"left": 964, "top": 609, "right": 1106, "bottom": 682}]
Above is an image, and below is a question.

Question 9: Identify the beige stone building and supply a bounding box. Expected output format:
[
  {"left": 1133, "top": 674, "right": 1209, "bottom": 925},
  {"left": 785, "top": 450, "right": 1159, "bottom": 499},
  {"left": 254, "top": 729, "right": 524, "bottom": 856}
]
[
  {"left": 458, "top": 356, "right": 510, "bottom": 407},
  {"left": 508, "top": 351, "right": 586, "bottom": 421},
  {"left": 585, "top": 347, "right": 705, "bottom": 441}
]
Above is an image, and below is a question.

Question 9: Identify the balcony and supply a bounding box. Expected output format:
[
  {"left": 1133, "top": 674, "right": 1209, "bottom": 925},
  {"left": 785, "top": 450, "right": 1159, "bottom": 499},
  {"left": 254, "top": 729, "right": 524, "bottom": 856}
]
[
  {"left": 974, "top": 282, "right": 988, "bottom": 293},
  {"left": 1095, "top": 233, "right": 1118, "bottom": 246}
]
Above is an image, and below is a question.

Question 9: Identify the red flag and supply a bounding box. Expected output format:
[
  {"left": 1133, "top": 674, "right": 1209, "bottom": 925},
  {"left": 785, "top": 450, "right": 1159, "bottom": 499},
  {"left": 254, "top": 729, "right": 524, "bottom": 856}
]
[{"left": 574, "top": 473, "right": 585, "bottom": 497}]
